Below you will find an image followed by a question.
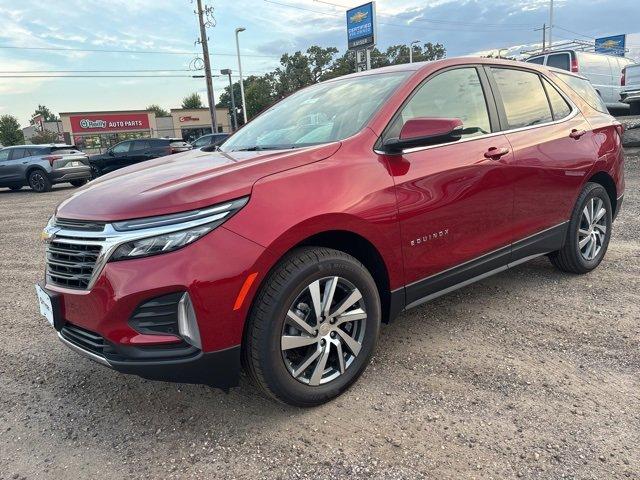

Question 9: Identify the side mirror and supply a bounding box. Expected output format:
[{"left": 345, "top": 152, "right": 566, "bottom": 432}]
[{"left": 383, "top": 118, "right": 464, "bottom": 154}]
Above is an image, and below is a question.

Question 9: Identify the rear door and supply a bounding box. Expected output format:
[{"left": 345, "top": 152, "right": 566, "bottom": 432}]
[
  {"left": 486, "top": 65, "right": 597, "bottom": 252},
  {"left": 546, "top": 52, "right": 571, "bottom": 72},
  {"left": 128, "top": 140, "right": 152, "bottom": 164},
  {"left": 579, "top": 53, "right": 614, "bottom": 105},
  {"left": 381, "top": 66, "right": 516, "bottom": 304},
  {"left": 109, "top": 141, "right": 133, "bottom": 172}
]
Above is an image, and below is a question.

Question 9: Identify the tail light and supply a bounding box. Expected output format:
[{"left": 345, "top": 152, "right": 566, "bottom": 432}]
[
  {"left": 615, "top": 124, "right": 624, "bottom": 136},
  {"left": 570, "top": 58, "right": 579, "bottom": 73},
  {"left": 621, "top": 68, "right": 626, "bottom": 86},
  {"left": 42, "top": 155, "right": 62, "bottom": 166}
]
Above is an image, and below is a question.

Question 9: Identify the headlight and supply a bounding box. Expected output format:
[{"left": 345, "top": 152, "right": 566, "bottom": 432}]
[{"left": 109, "top": 197, "right": 248, "bottom": 261}]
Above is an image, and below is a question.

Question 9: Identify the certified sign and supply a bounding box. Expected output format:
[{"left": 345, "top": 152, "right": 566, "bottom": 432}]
[
  {"left": 595, "top": 34, "right": 626, "bottom": 57},
  {"left": 346, "top": 2, "right": 376, "bottom": 50}
]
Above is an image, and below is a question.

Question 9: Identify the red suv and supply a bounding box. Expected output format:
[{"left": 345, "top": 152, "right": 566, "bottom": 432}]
[{"left": 37, "top": 58, "right": 624, "bottom": 406}]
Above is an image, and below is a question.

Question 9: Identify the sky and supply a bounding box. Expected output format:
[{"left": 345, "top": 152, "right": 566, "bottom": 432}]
[{"left": 0, "top": 0, "right": 639, "bottom": 126}]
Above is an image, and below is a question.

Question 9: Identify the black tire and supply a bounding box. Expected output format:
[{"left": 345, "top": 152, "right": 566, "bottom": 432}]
[
  {"left": 630, "top": 103, "right": 640, "bottom": 116},
  {"left": 90, "top": 165, "right": 101, "bottom": 179},
  {"left": 243, "top": 247, "right": 381, "bottom": 407},
  {"left": 9, "top": 185, "right": 22, "bottom": 191},
  {"left": 70, "top": 179, "right": 88, "bottom": 188},
  {"left": 549, "top": 182, "right": 612, "bottom": 274},
  {"left": 27, "top": 170, "right": 52, "bottom": 193}
]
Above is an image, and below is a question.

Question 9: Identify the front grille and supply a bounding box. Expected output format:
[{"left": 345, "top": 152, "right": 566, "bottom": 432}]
[
  {"left": 60, "top": 323, "right": 106, "bottom": 356},
  {"left": 54, "top": 218, "right": 105, "bottom": 232},
  {"left": 46, "top": 238, "right": 102, "bottom": 289}
]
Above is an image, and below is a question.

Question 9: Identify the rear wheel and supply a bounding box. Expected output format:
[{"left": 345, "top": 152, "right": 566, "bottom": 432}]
[
  {"left": 70, "top": 179, "right": 88, "bottom": 188},
  {"left": 28, "top": 170, "right": 52, "bottom": 193},
  {"left": 243, "top": 247, "right": 381, "bottom": 406},
  {"left": 549, "top": 182, "right": 612, "bottom": 274}
]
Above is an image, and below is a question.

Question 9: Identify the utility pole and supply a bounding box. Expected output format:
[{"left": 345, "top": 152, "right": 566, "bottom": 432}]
[
  {"left": 548, "top": 0, "right": 554, "bottom": 51},
  {"left": 235, "top": 27, "right": 247, "bottom": 125},
  {"left": 196, "top": 0, "right": 218, "bottom": 133},
  {"left": 535, "top": 23, "right": 546, "bottom": 51}
]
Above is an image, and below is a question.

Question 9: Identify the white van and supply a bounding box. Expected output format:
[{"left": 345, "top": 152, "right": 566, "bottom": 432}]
[{"left": 526, "top": 50, "right": 633, "bottom": 110}]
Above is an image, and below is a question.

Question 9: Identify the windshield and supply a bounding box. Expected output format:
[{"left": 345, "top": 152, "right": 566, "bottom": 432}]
[{"left": 221, "top": 71, "right": 410, "bottom": 152}]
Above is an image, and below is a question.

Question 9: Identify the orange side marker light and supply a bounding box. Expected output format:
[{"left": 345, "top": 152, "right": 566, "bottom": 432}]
[{"left": 233, "top": 272, "right": 258, "bottom": 311}]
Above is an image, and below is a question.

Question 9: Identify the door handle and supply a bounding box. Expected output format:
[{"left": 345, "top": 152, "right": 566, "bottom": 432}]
[
  {"left": 570, "top": 129, "right": 587, "bottom": 139},
  {"left": 484, "top": 147, "right": 510, "bottom": 160}
]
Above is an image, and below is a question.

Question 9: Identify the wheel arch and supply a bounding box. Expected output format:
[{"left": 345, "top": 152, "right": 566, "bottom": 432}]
[
  {"left": 587, "top": 170, "right": 617, "bottom": 214},
  {"left": 25, "top": 165, "right": 48, "bottom": 180}
]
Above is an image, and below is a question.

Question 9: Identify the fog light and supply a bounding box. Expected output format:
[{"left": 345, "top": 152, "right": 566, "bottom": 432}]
[{"left": 178, "top": 293, "right": 202, "bottom": 349}]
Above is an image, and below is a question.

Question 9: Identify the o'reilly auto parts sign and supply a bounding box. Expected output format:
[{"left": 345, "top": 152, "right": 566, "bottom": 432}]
[{"left": 69, "top": 113, "right": 150, "bottom": 133}]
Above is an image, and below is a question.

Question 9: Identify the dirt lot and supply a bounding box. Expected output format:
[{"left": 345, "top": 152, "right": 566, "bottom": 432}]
[{"left": 0, "top": 150, "right": 638, "bottom": 480}]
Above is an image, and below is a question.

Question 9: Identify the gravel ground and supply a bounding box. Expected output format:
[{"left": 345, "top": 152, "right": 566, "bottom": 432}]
[{"left": 0, "top": 150, "right": 638, "bottom": 480}]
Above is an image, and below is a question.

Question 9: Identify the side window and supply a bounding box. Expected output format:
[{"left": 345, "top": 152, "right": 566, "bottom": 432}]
[
  {"left": 527, "top": 56, "right": 545, "bottom": 65},
  {"left": 388, "top": 67, "right": 491, "bottom": 139},
  {"left": 9, "top": 148, "right": 26, "bottom": 160},
  {"left": 0, "top": 149, "right": 9, "bottom": 162},
  {"left": 542, "top": 78, "right": 572, "bottom": 120},
  {"left": 491, "top": 68, "right": 553, "bottom": 129},
  {"left": 546, "top": 54, "right": 570, "bottom": 71},
  {"left": 554, "top": 72, "right": 609, "bottom": 113},
  {"left": 131, "top": 140, "right": 150, "bottom": 151},
  {"left": 112, "top": 141, "right": 131, "bottom": 154}
]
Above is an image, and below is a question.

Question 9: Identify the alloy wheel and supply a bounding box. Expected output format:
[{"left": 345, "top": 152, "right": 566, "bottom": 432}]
[
  {"left": 578, "top": 197, "right": 608, "bottom": 261},
  {"left": 30, "top": 172, "right": 46, "bottom": 192},
  {"left": 281, "top": 276, "right": 367, "bottom": 386}
]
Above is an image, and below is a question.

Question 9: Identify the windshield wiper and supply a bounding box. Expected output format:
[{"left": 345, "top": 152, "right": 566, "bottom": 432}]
[{"left": 231, "top": 145, "right": 298, "bottom": 152}]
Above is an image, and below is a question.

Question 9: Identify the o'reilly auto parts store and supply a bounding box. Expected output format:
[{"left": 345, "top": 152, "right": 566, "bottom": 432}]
[{"left": 59, "top": 107, "right": 231, "bottom": 153}]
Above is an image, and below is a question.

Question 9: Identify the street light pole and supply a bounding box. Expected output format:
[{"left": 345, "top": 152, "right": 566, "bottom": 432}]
[
  {"left": 548, "top": 0, "right": 554, "bottom": 51},
  {"left": 409, "top": 40, "right": 420, "bottom": 63},
  {"left": 221, "top": 69, "right": 237, "bottom": 131},
  {"left": 235, "top": 27, "right": 247, "bottom": 125},
  {"left": 196, "top": 0, "right": 218, "bottom": 133}
]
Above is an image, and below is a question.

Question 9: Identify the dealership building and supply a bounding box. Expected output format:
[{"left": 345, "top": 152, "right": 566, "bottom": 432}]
[{"left": 50, "top": 107, "right": 231, "bottom": 153}]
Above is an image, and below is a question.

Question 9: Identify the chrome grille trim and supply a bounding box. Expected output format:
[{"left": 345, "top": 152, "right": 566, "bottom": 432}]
[{"left": 44, "top": 208, "right": 241, "bottom": 293}]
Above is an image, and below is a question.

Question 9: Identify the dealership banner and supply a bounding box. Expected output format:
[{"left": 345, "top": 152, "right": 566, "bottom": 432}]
[{"left": 69, "top": 113, "right": 150, "bottom": 133}]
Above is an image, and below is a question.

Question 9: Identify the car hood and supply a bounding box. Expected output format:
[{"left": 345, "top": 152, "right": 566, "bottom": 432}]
[{"left": 56, "top": 143, "right": 341, "bottom": 221}]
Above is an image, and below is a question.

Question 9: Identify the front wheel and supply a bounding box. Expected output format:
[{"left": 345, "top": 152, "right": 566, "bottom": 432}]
[
  {"left": 549, "top": 182, "right": 612, "bottom": 274},
  {"left": 243, "top": 247, "right": 381, "bottom": 407}
]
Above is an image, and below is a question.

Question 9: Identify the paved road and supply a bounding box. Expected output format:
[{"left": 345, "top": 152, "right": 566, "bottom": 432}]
[{"left": 1, "top": 150, "right": 638, "bottom": 479}]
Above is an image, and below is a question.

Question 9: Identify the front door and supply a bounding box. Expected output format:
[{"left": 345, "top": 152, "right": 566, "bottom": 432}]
[{"left": 380, "top": 66, "right": 516, "bottom": 306}]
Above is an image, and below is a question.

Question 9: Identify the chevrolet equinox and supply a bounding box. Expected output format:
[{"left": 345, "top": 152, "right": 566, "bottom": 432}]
[{"left": 37, "top": 58, "right": 625, "bottom": 406}]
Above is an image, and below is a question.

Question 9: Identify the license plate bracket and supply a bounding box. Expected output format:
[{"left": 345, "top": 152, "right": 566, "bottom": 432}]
[{"left": 35, "top": 283, "right": 64, "bottom": 331}]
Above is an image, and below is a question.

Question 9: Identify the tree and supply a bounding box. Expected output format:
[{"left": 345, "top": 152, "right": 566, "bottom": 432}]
[
  {"left": 30, "top": 129, "right": 60, "bottom": 144},
  {"left": 29, "top": 104, "right": 58, "bottom": 124},
  {"left": 181, "top": 93, "right": 204, "bottom": 109},
  {"left": 146, "top": 104, "right": 169, "bottom": 117},
  {"left": 217, "top": 81, "right": 244, "bottom": 126},
  {"left": 0, "top": 115, "right": 24, "bottom": 146}
]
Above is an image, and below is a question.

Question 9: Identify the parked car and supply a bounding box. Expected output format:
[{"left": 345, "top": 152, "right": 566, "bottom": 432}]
[
  {"left": 0, "top": 144, "right": 90, "bottom": 193},
  {"left": 191, "top": 133, "right": 230, "bottom": 149},
  {"left": 37, "top": 58, "right": 624, "bottom": 406},
  {"left": 526, "top": 50, "right": 633, "bottom": 111},
  {"left": 89, "top": 138, "right": 192, "bottom": 177},
  {"left": 621, "top": 63, "right": 640, "bottom": 115}
]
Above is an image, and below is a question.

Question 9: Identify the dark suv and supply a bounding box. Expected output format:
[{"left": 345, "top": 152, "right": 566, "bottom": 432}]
[
  {"left": 89, "top": 138, "right": 191, "bottom": 177},
  {"left": 191, "top": 133, "right": 230, "bottom": 149},
  {"left": 0, "top": 144, "right": 91, "bottom": 192}
]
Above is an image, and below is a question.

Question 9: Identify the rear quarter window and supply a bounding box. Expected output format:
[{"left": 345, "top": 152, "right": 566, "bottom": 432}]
[
  {"left": 546, "top": 53, "right": 570, "bottom": 71},
  {"left": 553, "top": 72, "right": 608, "bottom": 114}
]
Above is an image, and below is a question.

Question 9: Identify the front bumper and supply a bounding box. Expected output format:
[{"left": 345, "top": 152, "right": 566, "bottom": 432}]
[
  {"left": 44, "top": 225, "right": 272, "bottom": 389},
  {"left": 57, "top": 325, "right": 240, "bottom": 388}
]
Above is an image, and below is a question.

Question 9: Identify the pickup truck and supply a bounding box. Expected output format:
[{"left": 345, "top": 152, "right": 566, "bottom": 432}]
[{"left": 621, "top": 63, "right": 640, "bottom": 115}]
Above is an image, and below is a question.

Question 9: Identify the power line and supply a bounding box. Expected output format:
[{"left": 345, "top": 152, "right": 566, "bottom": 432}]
[
  {"left": 312, "top": 0, "right": 534, "bottom": 28},
  {"left": 0, "top": 44, "right": 281, "bottom": 58},
  {"left": 266, "top": 0, "right": 535, "bottom": 32}
]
